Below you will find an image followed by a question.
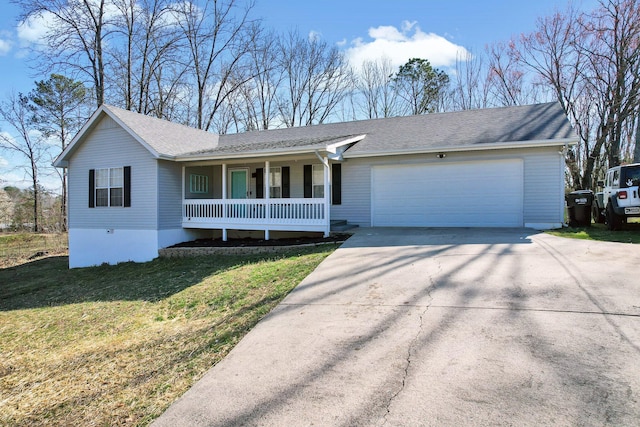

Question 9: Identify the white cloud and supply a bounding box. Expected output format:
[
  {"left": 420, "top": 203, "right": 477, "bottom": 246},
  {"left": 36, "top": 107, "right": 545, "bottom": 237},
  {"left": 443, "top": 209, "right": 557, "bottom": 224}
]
[
  {"left": 16, "top": 12, "right": 54, "bottom": 46},
  {"left": 345, "top": 20, "right": 469, "bottom": 72},
  {"left": 0, "top": 38, "right": 11, "bottom": 55},
  {"left": 0, "top": 155, "right": 8, "bottom": 167},
  {"left": 309, "top": 30, "right": 322, "bottom": 41}
]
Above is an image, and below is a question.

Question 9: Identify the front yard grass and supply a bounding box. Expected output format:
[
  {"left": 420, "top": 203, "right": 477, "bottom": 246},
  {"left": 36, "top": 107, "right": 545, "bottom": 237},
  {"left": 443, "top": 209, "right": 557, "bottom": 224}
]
[
  {"left": 0, "top": 245, "right": 338, "bottom": 426},
  {"left": 546, "top": 221, "right": 640, "bottom": 244}
]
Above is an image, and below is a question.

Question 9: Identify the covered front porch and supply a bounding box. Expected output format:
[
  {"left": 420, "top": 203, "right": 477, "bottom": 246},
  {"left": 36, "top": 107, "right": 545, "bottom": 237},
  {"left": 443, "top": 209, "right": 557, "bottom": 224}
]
[{"left": 181, "top": 158, "right": 335, "bottom": 240}]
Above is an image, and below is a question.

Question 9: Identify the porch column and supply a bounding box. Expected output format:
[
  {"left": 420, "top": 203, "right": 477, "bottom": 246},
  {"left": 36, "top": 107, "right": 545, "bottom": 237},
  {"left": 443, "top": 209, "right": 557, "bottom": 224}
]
[
  {"left": 181, "top": 166, "right": 185, "bottom": 220},
  {"left": 222, "top": 163, "right": 227, "bottom": 241},
  {"left": 264, "top": 160, "right": 270, "bottom": 240},
  {"left": 323, "top": 157, "right": 330, "bottom": 237}
]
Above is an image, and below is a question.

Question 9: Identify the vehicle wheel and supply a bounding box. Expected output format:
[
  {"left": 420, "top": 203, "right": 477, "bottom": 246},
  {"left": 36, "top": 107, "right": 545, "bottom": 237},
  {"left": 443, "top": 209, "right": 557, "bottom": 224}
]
[
  {"left": 592, "top": 205, "right": 605, "bottom": 223},
  {"left": 606, "top": 204, "right": 622, "bottom": 231}
]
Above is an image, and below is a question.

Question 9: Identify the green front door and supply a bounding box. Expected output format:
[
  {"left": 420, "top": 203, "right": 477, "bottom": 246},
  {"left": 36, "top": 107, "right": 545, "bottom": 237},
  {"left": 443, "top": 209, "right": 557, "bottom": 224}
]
[{"left": 230, "top": 169, "right": 247, "bottom": 199}]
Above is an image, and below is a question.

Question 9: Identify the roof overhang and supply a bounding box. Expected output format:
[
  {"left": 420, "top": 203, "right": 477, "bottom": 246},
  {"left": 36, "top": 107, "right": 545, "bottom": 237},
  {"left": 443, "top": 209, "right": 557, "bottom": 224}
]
[
  {"left": 343, "top": 137, "right": 579, "bottom": 159},
  {"left": 53, "top": 105, "right": 162, "bottom": 168},
  {"left": 174, "top": 134, "right": 366, "bottom": 162}
]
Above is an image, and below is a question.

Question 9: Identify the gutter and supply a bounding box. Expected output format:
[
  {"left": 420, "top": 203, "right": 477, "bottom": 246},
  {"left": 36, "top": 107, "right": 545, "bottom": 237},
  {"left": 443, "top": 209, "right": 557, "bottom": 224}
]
[
  {"left": 343, "top": 138, "right": 579, "bottom": 159},
  {"left": 174, "top": 146, "right": 331, "bottom": 162}
]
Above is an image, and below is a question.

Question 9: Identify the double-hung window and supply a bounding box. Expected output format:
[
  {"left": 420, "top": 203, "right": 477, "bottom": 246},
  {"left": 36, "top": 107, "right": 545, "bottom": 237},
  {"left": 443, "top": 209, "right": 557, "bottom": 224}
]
[
  {"left": 90, "top": 166, "right": 130, "bottom": 208},
  {"left": 269, "top": 167, "right": 282, "bottom": 198},
  {"left": 312, "top": 164, "right": 324, "bottom": 198},
  {"left": 96, "top": 167, "right": 124, "bottom": 207}
]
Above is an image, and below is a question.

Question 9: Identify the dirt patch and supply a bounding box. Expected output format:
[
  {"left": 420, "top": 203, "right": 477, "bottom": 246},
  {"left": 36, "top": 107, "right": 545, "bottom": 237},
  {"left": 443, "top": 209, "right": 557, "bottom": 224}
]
[{"left": 169, "top": 233, "right": 351, "bottom": 248}]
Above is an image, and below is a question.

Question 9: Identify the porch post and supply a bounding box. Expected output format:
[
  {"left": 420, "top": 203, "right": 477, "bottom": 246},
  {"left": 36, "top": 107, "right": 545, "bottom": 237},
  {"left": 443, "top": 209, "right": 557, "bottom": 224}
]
[
  {"left": 323, "top": 157, "right": 330, "bottom": 237},
  {"left": 264, "top": 160, "right": 270, "bottom": 240},
  {"left": 222, "top": 163, "right": 227, "bottom": 241},
  {"left": 181, "top": 166, "right": 185, "bottom": 220}
]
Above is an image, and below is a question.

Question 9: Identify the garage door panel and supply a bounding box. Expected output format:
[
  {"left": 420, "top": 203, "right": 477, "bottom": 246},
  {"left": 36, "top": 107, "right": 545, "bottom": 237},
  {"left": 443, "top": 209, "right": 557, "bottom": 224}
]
[{"left": 372, "top": 160, "right": 523, "bottom": 227}]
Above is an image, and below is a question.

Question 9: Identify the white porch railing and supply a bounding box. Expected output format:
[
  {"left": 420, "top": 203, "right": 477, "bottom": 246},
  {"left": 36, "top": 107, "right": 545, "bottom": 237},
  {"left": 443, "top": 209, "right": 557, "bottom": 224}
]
[{"left": 182, "top": 198, "right": 327, "bottom": 232}]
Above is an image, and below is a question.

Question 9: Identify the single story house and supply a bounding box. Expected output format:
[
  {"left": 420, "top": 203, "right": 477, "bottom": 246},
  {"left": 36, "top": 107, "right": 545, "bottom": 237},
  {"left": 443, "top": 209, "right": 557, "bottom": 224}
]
[{"left": 54, "top": 102, "right": 578, "bottom": 268}]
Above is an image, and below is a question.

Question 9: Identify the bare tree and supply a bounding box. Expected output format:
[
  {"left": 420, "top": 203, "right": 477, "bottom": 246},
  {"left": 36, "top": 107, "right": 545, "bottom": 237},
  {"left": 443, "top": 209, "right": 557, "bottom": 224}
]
[
  {"left": 585, "top": 0, "right": 640, "bottom": 168},
  {"left": 227, "top": 24, "right": 283, "bottom": 131},
  {"left": 277, "top": 31, "right": 353, "bottom": 127},
  {"left": 486, "top": 41, "right": 535, "bottom": 107},
  {"left": 246, "top": 25, "right": 282, "bottom": 130},
  {"left": 515, "top": 0, "right": 640, "bottom": 188},
  {"left": 16, "top": 0, "right": 113, "bottom": 107},
  {"left": 110, "top": 0, "right": 184, "bottom": 116},
  {"left": 172, "top": 0, "right": 255, "bottom": 131},
  {"left": 353, "top": 57, "right": 399, "bottom": 119},
  {"left": 0, "top": 93, "right": 51, "bottom": 231},
  {"left": 450, "top": 50, "right": 491, "bottom": 111}
]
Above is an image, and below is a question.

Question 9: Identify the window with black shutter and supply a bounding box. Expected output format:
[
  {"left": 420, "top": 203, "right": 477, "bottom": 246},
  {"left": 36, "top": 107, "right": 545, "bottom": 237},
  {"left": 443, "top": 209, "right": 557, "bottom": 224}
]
[{"left": 89, "top": 166, "right": 131, "bottom": 208}]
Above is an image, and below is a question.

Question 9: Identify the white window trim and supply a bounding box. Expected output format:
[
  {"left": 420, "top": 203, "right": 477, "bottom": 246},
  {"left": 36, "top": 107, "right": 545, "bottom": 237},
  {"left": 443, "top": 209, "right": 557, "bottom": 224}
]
[
  {"left": 189, "top": 174, "right": 209, "bottom": 194},
  {"left": 95, "top": 167, "right": 124, "bottom": 207}
]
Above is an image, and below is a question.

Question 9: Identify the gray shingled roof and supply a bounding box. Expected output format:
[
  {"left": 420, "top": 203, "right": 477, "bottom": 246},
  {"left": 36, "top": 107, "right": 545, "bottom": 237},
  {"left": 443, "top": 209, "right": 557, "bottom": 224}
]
[
  {"left": 187, "top": 134, "right": 359, "bottom": 157},
  {"left": 60, "top": 102, "right": 575, "bottom": 164},
  {"left": 104, "top": 105, "right": 220, "bottom": 156},
  {"left": 180, "top": 102, "right": 576, "bottom": 159}
]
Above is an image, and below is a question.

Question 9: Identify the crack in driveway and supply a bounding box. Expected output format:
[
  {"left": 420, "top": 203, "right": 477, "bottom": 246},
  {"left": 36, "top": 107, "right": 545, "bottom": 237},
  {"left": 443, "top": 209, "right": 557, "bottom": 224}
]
[{"left": 382, "top": 266, "right": 438, "bottom": 425}]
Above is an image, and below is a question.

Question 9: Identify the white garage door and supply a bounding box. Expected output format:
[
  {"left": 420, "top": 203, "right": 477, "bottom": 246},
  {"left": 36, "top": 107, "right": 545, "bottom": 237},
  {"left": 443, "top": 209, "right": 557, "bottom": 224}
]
[{"left": 372, "top": 159, "right": 524, "bottom": 227}]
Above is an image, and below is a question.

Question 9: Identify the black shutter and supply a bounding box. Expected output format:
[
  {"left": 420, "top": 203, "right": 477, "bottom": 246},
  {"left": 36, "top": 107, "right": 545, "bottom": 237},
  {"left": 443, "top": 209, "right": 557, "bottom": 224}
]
[
  {"left": 124, "top": 166, "right": 131, "bottom": 207},
  {"left": 89, "top": 169, "right": 95, "bottom": 208},
  {"left": 303, "top": 165, "right": 312, "bottom": 198},
  {"left": 256, "top": 168, "right": 264, "bottom": 198},
  {"left": 332, "top": 163, "right": 341, "bottom": 205},
  {"left": 282, "top": 166, "right": 290, "bottom": 198}
]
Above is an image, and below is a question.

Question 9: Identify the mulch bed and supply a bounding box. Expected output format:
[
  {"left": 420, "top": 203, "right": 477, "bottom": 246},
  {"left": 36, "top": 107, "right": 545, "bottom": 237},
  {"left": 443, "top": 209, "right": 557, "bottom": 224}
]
[{"left": 169, "top": 233, "right": 351, "bottom": 248}]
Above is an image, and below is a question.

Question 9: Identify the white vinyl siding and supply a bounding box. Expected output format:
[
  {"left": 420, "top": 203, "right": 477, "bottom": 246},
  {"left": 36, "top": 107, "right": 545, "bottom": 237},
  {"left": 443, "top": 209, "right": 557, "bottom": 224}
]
[
  {"left": 330, "top": 160, "right": 372, "bottom": 226},
  {"left": 158, "top": 160, "right": 183, "bottom": 230},
  {"left": 67, "top": 116, "right": 158, "bottom": 229},
  {"left": 522, "top": 148, "right": 565, "bottom": 226},
  {"left": 332, "top": 146, "right": 565, "bottom": 228}
]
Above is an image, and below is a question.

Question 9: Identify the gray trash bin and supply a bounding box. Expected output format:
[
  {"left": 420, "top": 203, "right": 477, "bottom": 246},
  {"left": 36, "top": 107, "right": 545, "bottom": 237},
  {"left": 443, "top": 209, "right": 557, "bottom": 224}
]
[{"left": 565, "top": 190, "right": 594, "bottom": 227}]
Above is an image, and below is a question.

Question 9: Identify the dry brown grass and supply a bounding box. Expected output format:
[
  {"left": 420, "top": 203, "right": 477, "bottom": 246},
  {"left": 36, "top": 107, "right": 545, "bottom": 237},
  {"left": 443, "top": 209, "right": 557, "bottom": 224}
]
[
  {"left": 0, "top": 245, "right": 337, "bottom": 426},
  {"left": 0, "top": 233, "right": 68, "bottom": 268}
]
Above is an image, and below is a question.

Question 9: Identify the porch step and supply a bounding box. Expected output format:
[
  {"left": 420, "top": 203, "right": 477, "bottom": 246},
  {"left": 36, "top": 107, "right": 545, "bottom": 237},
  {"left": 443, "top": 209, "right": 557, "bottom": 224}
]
[{"left": 330, "top": 220, "right": 359, "bottom": 232}]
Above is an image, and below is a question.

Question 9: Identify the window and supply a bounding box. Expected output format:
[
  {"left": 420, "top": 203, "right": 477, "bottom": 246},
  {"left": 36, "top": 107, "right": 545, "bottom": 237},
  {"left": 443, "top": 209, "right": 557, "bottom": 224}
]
[
  {"left": 96, "top": 167, "right": 123, "bottom": 207},
  {"left": 312, "top": 164, "right": 324, "bottom": 198},
  {"left": 269, "top": 167, "right": 281, "bottom": 198},
  {"left": 89, "top": 166, "right": 130, "bottom": 208},
  {"left": 190, "top": 174, "right": 209, "bottom": 194}
]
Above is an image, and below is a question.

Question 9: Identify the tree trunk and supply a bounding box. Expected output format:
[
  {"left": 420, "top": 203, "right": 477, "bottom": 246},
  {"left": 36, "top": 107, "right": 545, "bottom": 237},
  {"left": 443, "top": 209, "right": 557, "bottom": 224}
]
[{"left": 634, "top": 115, "right": 640, "bottom": 163}]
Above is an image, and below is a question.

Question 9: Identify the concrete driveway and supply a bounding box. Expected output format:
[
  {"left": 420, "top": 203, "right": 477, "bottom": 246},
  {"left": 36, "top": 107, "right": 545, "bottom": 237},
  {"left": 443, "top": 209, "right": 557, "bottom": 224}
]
[{"left": 153, "top": 228, "right": 640, "bottom": 426}]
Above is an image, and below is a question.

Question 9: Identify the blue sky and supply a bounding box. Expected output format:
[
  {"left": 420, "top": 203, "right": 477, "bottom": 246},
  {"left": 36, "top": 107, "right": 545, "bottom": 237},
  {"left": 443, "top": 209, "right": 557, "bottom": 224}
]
[{"left": 0, "top": 0, "right": 596, "bottom": 190}]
